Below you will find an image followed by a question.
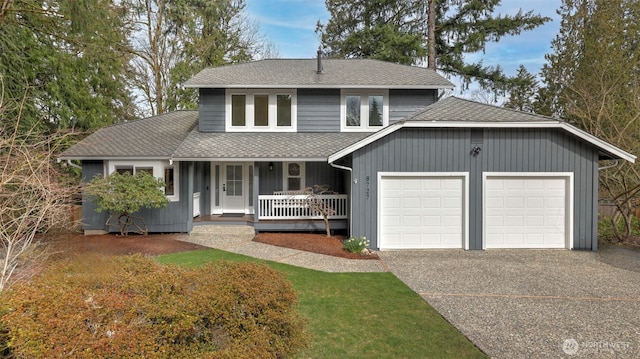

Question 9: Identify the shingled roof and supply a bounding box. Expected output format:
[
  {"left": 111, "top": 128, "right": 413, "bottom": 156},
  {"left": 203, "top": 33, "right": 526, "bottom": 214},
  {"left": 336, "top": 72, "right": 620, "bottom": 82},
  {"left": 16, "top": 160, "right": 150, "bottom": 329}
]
[
  {"left": 172, "top": 132, "right": 370, "bottom": 160},
  {"left": 59, "top": 111, "right": 198, "bottom": 160},
  {"left": 184, "top": 59, "right": 454, "bottom": 89},
  {"left": 403, "top": 96, "right": 557, "bottom": 123},
  {"left": 59, "top": 110, "right": 370, "bottom": 161}
]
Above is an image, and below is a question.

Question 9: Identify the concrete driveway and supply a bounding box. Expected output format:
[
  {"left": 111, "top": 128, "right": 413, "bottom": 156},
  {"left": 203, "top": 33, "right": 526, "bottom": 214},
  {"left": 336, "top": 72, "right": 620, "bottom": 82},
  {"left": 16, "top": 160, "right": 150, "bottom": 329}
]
[{"left": 379, "top": 246, "right": 640, "bottom": 358}]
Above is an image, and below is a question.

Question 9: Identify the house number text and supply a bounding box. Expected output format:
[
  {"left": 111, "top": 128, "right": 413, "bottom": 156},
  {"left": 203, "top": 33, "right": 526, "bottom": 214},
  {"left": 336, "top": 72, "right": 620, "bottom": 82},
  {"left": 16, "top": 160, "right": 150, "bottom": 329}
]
[{"left": 365, "top": 176, "right": 370, "bottom": 200}]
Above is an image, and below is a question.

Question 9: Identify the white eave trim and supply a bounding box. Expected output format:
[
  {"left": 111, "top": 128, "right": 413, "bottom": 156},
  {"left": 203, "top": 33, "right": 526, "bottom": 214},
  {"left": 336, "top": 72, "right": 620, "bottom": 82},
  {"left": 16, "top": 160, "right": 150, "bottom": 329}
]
[
  {"left": 184, "top": 84, "right": 454, "bottom": 90},
  {"left": 328, "top": 121, "right": 636, "bottom": 164},
  {"left": 171, "top": 157, "right": 329, "bottom": 162},
  {"left": 57, "top": 156, "right": 172, "bottom": 161}
]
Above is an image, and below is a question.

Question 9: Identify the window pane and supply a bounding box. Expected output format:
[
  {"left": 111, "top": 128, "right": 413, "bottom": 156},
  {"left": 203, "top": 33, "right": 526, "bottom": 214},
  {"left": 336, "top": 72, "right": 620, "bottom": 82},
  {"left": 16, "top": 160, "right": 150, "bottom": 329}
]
[
  {"left": 136, "top": 167, "right": 153, "bottom": 175},
  {"left": 288, "top": 178, "right": 301, "bottom": 191},
  {"left": 231, "top": 95, "right": 246, "bottom": 126},
  {"left": 277, "top": 94, "right": 291, "bottom": 126},
  {"left": 164, "top": 168, "right": 174, "bottom": 195},
  {"left": 254, "top": 94, "right": 269, "bottom": 126},
  {"left": 288, "top": 163, "right": 300, "bottom": 176},
  {"left": 346, "top": 95, "right": 360, "bottom": 126},
  {"left": 116, "top": 167, "right": 133, "bottom": 175},
  {"left": 369, "top": 95, "right": 383, "bottom": 126}
]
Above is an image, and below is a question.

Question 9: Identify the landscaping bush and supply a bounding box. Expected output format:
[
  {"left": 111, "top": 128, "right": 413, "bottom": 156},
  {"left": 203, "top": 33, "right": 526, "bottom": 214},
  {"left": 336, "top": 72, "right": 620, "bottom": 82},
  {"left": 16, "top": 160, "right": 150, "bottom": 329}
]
[{"left": 1, "top": 254, "right": 309, "bottom": 358}]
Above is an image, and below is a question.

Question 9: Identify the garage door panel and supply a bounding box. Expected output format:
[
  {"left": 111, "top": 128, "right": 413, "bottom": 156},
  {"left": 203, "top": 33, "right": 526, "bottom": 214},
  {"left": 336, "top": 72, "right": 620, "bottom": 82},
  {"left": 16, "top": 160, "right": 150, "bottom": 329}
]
[
  {"left": 380, "top": 175, "right": 465, "bottom": 249},
  {"left": 485, "top": 176, "right": 568, "bottom": 249}
]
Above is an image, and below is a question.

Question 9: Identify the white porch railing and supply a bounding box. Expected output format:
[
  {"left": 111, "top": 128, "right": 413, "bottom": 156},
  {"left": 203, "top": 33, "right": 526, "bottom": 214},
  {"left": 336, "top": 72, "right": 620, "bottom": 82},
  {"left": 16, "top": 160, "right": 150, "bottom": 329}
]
[{"left": 257, "top": 194, "right": 348, "bottom": 220}]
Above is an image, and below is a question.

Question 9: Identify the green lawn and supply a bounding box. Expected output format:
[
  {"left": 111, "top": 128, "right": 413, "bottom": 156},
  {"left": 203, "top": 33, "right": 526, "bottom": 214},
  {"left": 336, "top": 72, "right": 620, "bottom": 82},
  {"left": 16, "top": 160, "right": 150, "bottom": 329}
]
[{"left": 158, "top": 249, "right": 487, "bottom": 358}]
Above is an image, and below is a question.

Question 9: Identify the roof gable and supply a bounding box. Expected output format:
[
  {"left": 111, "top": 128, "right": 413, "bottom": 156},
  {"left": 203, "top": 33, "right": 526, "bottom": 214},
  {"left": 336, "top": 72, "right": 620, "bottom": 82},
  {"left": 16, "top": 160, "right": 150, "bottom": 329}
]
[
  {"left": 329, "top": 97, "right": 635, "bottom": 163},
  {"left": 184, "top": 59, "right": 454, "bottom": 89}
]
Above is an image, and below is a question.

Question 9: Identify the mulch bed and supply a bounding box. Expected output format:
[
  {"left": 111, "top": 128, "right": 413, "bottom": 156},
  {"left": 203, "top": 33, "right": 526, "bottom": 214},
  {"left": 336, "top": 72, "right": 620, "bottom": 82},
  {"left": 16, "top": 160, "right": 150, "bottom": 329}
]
[
  {"left": 48, "top": 231, "right": 378, "bottom": 260},
  {"left": 48, "top": 232, "right": 207, "bottom": 258},
  {"left": 254, "top": 232, "right": 379, "bottom": 260}
]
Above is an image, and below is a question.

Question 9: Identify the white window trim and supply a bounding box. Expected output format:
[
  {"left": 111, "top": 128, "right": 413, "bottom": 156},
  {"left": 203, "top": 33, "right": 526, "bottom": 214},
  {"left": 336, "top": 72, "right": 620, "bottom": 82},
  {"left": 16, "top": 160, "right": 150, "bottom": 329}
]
[
  {"left": 283, "top": 162, "right": 305, "bottom": 191},
  {"left": 340, "top": 89, "right": 389, "bottom": 132},
  {"left": 106, "top": 160, "right": 180, "bottom": 202},
  {"left": 225, "top": 89, "right": 297, "bottom": 132}
]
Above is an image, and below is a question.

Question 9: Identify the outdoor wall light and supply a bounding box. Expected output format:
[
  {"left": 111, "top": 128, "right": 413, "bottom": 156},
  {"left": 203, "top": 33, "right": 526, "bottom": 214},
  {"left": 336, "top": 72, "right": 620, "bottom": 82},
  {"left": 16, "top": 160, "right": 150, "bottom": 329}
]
[
  {"left": 268, "top": 162, "right": 274, "bottom": 171},
  {"left": 471, "top": 146, "right": 482, "bottom": 156}
]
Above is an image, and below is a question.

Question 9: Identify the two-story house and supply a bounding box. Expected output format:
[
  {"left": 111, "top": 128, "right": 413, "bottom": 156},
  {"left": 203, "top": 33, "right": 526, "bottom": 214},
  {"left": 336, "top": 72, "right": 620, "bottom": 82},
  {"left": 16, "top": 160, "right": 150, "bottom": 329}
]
[{"left": 60, "top": 56, "right": 635, "bottom": 251}]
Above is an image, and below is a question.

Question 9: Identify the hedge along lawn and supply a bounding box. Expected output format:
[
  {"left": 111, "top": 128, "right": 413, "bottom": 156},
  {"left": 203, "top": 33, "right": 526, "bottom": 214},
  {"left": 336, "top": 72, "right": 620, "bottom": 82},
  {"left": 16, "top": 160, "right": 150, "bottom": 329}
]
[{"left": 158, "top": 249, "right": 487, "bottom": 359}]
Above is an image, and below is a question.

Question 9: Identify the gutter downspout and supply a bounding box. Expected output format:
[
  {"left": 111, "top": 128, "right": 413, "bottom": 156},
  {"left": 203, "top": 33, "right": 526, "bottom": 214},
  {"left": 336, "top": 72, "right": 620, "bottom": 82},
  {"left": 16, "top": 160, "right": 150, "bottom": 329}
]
[
  {"left": 57, "top": 158, "right": 82, "bottom": 170},
  {"left": 598, "top": 160, "right": 619, "bottom": 171},
  {"left": 329, "top": 161, "right": 353, "bottom": 237}
]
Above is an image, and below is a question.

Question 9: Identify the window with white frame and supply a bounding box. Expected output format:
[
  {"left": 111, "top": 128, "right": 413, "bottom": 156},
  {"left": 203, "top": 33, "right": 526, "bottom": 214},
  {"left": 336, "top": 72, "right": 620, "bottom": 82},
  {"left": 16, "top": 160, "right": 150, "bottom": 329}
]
[
  {"left": 107, "top": 161, "right": 179, "bottom": 201},
  {"left": 283, "top": 162, "right": 305, "bottom": 191},
  {"left": 341, "top": 89, "right": 389, "bottom": 131},
  {"left": 226, "top": 89, "right": 296, "bottom": 131}
]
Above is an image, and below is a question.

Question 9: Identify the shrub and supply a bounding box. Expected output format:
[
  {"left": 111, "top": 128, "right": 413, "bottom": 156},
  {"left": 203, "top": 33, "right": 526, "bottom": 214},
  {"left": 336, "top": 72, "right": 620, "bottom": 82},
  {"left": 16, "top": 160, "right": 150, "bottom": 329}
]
[
  {"left": 85, "top": 171, "right": 169, "bottom": 235},
  {"left": 1, "top": 254, "right": 309, "bottom": 358},
  {"left": 343, "top": 236, "right": 370, "bottom": 253}
]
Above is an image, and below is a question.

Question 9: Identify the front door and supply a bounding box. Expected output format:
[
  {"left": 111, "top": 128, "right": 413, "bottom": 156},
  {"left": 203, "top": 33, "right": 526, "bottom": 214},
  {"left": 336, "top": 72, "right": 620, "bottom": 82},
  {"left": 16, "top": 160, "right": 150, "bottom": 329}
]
[{"left": 223, "top": 164, "right": 245, "bottom": 213}]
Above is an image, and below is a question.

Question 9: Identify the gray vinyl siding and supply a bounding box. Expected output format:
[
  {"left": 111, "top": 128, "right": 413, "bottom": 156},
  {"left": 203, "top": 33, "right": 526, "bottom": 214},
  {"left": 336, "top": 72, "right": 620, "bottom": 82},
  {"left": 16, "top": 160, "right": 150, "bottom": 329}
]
[
  {"left": 351, "top": 127, "right": 600, "bottom": 250},
  {"left": 305, "top": 162, "right": 346, "bottom": 193},
  {"left": 256, "top": 161, "right": 346, "bottom": 194},
  {"left": 199, "top": 88, "right": 225, "bottom": 132},
  {"left": 257, "top": 161, "right": 284, "bottom": 194},
  {"left": 297, "top": 89, "right": 341, "bottom": 132},
  {"left": 389, "top": 89, "right": 438, "bottom": 123},
  {"left": 134, "top": 161, "right": 193, "bottom": 233},
  {"left": 198, "top": 88, "right": 436, "bottom": 133},
  {"left": 81, "top": 160, "right": 108, "bottom": 231},
  {"left": 82, "top": 161, "right": 193, "bottom": 233}
]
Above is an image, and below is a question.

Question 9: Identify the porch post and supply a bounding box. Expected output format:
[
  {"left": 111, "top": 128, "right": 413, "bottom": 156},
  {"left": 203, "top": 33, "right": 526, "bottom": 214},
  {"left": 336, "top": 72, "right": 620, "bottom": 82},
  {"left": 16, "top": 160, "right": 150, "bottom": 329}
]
[
  {"left": 186, "top": 161, "right": 195, "bottom": 232},
  {"left": 253, "top": 162, "right": 260, "bottom": 223}
]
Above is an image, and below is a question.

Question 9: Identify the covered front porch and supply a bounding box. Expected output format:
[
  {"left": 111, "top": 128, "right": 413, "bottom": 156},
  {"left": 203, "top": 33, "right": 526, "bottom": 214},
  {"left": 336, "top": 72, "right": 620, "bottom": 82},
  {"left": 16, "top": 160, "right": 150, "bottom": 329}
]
[{"left": 189, "top": 160, "right": 350, "bottom": 233}]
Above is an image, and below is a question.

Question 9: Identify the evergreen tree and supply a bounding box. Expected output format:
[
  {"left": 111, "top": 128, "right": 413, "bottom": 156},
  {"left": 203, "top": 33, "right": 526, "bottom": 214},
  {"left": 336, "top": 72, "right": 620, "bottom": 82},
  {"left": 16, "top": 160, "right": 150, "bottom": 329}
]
[
  {"left": 540, "top": 0, "right": 640, "bottom": 241},
  {"left": 0, "top": 0, "right": 135, "bottom": 133},
  {"left": 317, "top": 0, "right": 550, "bottom": 93},
  {"left": 503, "top": 65, "right": 538, "bottom": 112}
]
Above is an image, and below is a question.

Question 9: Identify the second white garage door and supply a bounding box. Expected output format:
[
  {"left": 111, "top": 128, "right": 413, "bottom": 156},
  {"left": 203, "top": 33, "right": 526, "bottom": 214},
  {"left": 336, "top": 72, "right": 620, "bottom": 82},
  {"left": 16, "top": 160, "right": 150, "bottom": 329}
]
[
  {"left": 379, "top": 173, "right": 467, "bottom": 249},
  {"left": 484, "top": 174, "right": 571, "bottom": 249}
]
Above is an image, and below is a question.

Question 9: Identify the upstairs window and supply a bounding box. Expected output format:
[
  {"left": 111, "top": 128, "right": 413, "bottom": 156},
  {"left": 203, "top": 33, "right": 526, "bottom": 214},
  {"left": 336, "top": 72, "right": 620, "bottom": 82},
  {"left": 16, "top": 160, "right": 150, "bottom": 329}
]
[
  {"left": 226, "top": 89, "right": 296, "bottom": 131},
  {"left": 341, "top": 89, "right": 389, "bottom": 131}
]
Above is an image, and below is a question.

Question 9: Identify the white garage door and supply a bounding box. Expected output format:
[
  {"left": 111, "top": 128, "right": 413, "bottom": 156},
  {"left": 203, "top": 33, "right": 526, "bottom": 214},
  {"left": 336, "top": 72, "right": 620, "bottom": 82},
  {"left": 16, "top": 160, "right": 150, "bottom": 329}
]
[
  {"left": 379, "top": 174, "right": 466, "bottom": 249},
  {"left": 484, "top": 175, "right": 570, "bottom": 249}
]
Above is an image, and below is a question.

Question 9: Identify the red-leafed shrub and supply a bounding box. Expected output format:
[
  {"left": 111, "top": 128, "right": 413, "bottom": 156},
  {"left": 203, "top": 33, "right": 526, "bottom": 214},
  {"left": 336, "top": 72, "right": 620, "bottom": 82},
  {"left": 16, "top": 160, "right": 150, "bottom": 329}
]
[{"left": 1, "top": 254, "right": 309, "bottom": 358}]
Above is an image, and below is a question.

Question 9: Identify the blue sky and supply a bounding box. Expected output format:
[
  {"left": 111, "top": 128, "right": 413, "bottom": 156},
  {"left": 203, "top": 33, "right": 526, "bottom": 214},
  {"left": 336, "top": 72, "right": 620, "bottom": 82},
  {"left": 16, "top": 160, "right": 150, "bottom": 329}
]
[{"left": 245, "top": 0, "right": 561, "bottom": 94}]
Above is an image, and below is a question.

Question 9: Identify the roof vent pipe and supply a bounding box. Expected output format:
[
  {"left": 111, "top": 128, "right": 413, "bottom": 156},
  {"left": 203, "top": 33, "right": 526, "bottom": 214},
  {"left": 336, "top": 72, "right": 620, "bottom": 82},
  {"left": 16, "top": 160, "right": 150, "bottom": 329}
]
[{"left": 316, "top": 47, "right": 323, "bottom": 74}]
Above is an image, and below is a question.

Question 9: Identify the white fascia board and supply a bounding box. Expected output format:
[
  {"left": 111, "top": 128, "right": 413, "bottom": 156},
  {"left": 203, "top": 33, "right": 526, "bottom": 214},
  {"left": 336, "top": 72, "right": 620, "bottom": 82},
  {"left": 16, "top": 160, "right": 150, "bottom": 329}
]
[
  {"left": 328, "top": 120, "right": 636, "bottom": 164},
  {"left": 404, "top": 121, "right": 635, "bottom": 163},
  {"left": 171, "top": 157, "right": 328, "bottom": 162},
  {"left": 559, "top": 123, "right": 636, "bottom": 163},
  {"left": 57, "top": 156, "right": 170, "bottom": 161},
  {"left": 328, "top": 123, "right": 404, "bottom": 163},
  {"left": 184, "top": 84, "right": 454, "bottom": 90}
]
